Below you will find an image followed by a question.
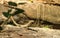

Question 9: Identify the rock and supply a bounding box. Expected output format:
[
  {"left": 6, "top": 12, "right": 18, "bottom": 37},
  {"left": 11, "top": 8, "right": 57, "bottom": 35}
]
[
  {"left": 28, "top": 27, "right": 60, "bottom": 38},
  {"left": 0, "top": 27, "right": 60, "bottom": 38}
]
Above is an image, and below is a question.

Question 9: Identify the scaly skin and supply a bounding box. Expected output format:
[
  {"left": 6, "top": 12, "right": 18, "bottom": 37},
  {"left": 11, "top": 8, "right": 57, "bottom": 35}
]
[{"left": 18, "top": 3, "right": 60, "bottom": 24}]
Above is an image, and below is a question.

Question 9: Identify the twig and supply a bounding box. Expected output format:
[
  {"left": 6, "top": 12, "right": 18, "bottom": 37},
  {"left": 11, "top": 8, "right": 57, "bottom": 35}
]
[{"left": 10, "top": 16, "right": 19, "bottom": 26}]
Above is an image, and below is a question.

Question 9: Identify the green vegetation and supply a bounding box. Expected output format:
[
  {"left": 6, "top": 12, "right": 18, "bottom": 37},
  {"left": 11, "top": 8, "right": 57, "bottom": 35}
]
[
  {"left": 0, "top": 2, "right": 25, "bottom": 31},
  {"left": 8, "top": 1, "right": 17, "bottom": 6}
]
